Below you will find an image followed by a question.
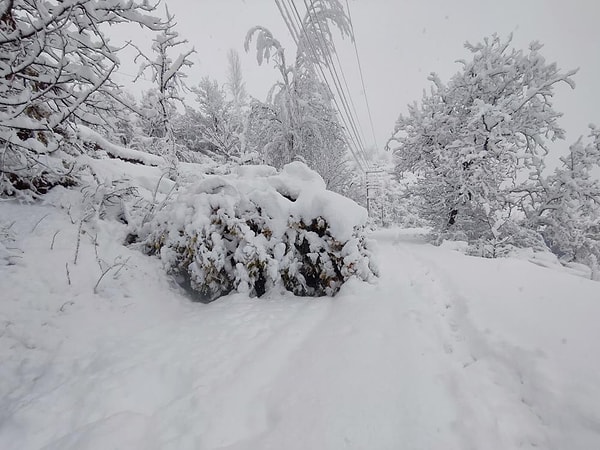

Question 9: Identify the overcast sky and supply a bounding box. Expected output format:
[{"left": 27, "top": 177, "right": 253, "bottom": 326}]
[{"left": 117, "top": 0, "right": 600, "bottom": 157}]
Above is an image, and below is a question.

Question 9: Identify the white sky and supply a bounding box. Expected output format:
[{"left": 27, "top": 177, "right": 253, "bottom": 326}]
[{"left": 115, "top": 0, "right": 600, "bottom": 157}]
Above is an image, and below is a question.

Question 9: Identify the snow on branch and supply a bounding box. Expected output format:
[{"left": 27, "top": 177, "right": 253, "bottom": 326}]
[
  {"left": 77, "top": 125, "right": 163, "bottom": 166},
  {"left": 0, "top": 0, "right": 166, "bottom": 197}
]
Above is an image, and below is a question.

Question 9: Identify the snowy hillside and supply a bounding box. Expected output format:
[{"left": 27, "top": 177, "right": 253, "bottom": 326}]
[{"left": 2, "top": 175, "right": 600, "bottom": 449}]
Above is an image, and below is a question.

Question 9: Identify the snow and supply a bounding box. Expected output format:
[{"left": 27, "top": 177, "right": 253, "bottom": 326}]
[
  {"left": 270, "top": 161, "right": 368, "bottom": 241},
  {"left": 77, "top": 125, "right": 165, "bottom": 167},
  {"left": 2, "top": 184, "right": 600, "bottom": 448}
]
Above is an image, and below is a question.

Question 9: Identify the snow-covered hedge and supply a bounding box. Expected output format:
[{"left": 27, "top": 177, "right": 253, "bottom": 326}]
[{"left": 140, "top": 162, "right": 377, "bottom": 302}]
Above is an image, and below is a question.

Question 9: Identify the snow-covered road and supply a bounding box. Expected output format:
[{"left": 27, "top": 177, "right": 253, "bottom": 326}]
[{"left": 2, "top": 216, "right": 600, "bottom": 449}]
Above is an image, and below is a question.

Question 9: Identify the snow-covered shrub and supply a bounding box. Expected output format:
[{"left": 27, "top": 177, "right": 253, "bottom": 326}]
[
  {"left": 280, "top": 216, "right": 374, "bottom": 296},
  {"left": 140, "top": 162, "right": 377, "bottom": 302},
  {"left": 462, "top": 222, "right": 547, "bottom": 259}
]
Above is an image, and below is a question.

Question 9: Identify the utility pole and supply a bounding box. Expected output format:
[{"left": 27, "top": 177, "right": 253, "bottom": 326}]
[{"left": 365, "top": 169, "right": 384, "bottom": 219}]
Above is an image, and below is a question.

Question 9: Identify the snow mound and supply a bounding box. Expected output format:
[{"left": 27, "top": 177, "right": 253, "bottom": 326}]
[{"left": 140, "top": 162, "right": 377, "bottom": 301}]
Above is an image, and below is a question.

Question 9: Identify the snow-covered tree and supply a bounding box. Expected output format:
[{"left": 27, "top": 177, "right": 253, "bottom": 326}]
[
  {"left": 389, "top": 34, "right": 577, "bottom": 246},
  {"left": 133, "top": 7, "right": 194, "bottom": 169},
  {"left": 135, "top": 89, "right": 172, "bottom": 139},
  {"left": 0, "top": 0, "right": 163, "bottom": 197},
  {"left": 190, "top": 77, "right": 240, "bottom": 158},
  {"left": 103, "top": 91, "right": 138, "bottom": 147},
  {"left": 245, "top": 68, "right": 354, "bottom": 190},
  {"left": 362, "top": 157, "right": 425, "bottom": 228},
  {"left": 244, "top": 0, "right": 354, "bottom": 181},
  {"left": 226, "top": 49, "right": 248, "bottom": 116},
  {"left": 225, "top": 49, "right": 249, "bottom": 156},
  {"left": 132, "top": 88, "right": 190, "bottom": 161},
  {"left": 530, "top": 126, "right": 600, "bottom": 266}
]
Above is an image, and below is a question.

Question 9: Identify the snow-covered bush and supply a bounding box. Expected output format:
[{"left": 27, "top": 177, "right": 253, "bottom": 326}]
[
  {"left": 459, "top": 221, "right": 548, "bottom": 259},
  {"left": 140, "top": 162, "right": 377, "bottom": 302}
]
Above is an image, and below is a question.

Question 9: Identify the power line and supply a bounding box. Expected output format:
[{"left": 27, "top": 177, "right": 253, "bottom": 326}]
[
  {"left": 278, "top": 0, "right": 368, "bottom": 170},
  {"left": 299, "top": 0, "right": 368, "bottom": 160},
  {"left": 276, "top": 0, "right": 369, "bottom": 170},
  {"left": 332, "top": 48, "right": 368, "bottom": 149},
  {"left": 287, "top": 0, "right": 370, "bottom": 168},
  {"left": 115, "top": 70, "right": 147, "bottom": 81},
  {"left": 299, "top": 0, "right": 372, "bottom": 167},
  {"left": 274, "top": 0, "right": 300, "bottom": 47},
  {"left": 345, "top": 0, "right": 379, "bottom": 152}
]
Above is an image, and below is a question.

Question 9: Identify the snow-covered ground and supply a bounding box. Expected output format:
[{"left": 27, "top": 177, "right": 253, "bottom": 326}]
[{"left": 2, "top": 199, "right": 600, "bottom": 449}]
